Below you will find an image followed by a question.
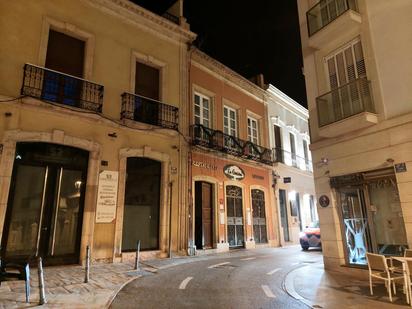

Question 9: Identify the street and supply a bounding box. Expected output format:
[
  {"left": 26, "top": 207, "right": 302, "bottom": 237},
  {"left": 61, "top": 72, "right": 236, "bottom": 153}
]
[{"left": 111, "top": 246, "right": 321, "bottom": 309}]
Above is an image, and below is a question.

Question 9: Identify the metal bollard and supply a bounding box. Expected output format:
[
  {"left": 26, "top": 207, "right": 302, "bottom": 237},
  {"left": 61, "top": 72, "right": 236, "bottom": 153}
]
[
  {"left": 38, "top": 257, "right": 47, "bottom": 305},
  {"left": 84, "top": 245, "right": 90, "bottom": 283},
  {"left": 134, "top": 240, "right": 141, "bottom": 270}
]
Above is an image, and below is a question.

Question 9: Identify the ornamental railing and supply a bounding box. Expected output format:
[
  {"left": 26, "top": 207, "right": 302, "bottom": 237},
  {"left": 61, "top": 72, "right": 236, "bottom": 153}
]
[
  {"left": 21, "top": 63, "right": 103, "bottom": 112},
  {"left": 190, "top": 124, "right": 273, "bottom": 165},
  {"left": 307, "top": 0, "right": 358, "bottom": 36},
  {"left": 121, "top": 92, "right": 179, "bottom": 130},
  {"left": 316, "top": 77, "right": 374, "bottom": 127},
  {"left": 273, "top": 147, "right": 313, "bottom": 172}
]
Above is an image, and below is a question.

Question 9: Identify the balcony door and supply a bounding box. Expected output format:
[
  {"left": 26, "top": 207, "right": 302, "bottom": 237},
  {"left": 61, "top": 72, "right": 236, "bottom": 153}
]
[
  {"left": 43, "top": 30, "right": 85, "bottom": 106},
  {"left": 223, "top": 106, "right": 238, "bottom": 150},
  {"left": 194, "top": 92, "right": 211, "bottom": 141},
  {"left": 2, "top": 143, "right": 88, "bottom": 265},
  {"left": 273, "top": 125, "right": 284, "bottom": 163}
]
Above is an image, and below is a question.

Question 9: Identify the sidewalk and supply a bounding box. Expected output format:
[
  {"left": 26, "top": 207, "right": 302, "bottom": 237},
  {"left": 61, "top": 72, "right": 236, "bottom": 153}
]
[
  {"left": 284, "top": 262, "right": 410, "bottom": 308},
  {"left": 0, "top": 261, "right": 145, "bottom": 308}
]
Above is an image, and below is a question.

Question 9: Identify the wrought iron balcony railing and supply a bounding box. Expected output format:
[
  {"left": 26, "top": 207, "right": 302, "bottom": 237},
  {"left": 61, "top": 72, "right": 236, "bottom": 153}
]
[
  {"left": 273, "top": 147, "right": 313, "bottom": 172},
  {"left": 190, "top": 124, "right": 273, "bottom": 165},
  {"left": 307, "top": 0, "right": 358, "bottom": 36},
  {"left": 121, "top": 92, "right": 179, "bottom": 130},
  {"left": 21, "top": 63, "right": 104, "bottom": 112},
  {"left": 316, "top": 77, "right": 375, "bottom": 127}
]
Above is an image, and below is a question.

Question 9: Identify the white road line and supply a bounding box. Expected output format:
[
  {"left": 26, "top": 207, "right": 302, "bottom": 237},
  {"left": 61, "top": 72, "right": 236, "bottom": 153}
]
[
  {"left": 261, "top": 285, "right": 276, "bottom": 298},
  {"left": 240, "top": 257, "right": 256, "bottom": 261},
  {"left": 179, "top": 277, "right": 193, "bottom": 290},
  {"left": 208, "top": 262, "right": 230, "bottom": 269},
  {"left": 266, "top": 268, "right": 281, "bottom": 275}
]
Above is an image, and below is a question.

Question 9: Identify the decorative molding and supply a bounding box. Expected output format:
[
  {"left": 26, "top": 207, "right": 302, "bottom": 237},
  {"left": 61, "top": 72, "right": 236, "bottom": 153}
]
[{"left": 191, "top": 49, "right": 266, "bottom": 103}]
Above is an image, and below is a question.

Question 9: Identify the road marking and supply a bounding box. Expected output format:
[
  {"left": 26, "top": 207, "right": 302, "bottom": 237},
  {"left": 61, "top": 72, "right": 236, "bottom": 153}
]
[
  {"left": 291, "top": 262, "right": 299, "bottom": 266},
  {"left": 208, "top": 262, "right": 230, "bottom": 269},
  {"left": 266, "top": 268, "right": 281, "bottom": 275},
  {"left": 261, "top": 285, "right": 276, "bottom": 298},
  {"left": 179, "top": 277, "right": 193, "bottom": 290},
  {"left": 241, "top": 257, "right": 256, "bottom": 261}
]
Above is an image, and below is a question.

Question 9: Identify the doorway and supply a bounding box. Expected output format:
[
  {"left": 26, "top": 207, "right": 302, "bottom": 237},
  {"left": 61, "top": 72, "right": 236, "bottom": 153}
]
[
  {"left": 252, "top": 189, "right": 267, "bottom": 243},
  {"left": 279, "top": 189, "right": 290, "bottom": 242},
  {"left": 194, "top": 181, "right": 213, "bottom": 249},
  {"left": 2, "top": 142, "right": 88, "bottom": 265},
  {"left": 226, "top": 185, "right": 244, "bottom": 247},
  {"left": 122, "top": 158, "right": 161, "bottom": 252}
]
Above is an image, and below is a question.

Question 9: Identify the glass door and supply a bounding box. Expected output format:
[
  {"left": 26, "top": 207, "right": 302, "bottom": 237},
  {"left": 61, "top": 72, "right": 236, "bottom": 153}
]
[
  {"left": 226, "top": 186, "right": 244, "bottom": 247},
  {"left": 252, "top": 189, "right": 267, "bottom": 244},
  {"left": 279, "top": 189, "right": 289, "bottom": 242}
]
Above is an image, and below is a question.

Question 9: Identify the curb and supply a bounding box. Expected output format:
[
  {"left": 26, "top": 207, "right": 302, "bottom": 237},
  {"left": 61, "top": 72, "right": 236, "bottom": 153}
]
[
  {"left": 105, "top": 274, "right": 142, "bottom": 308},
  {"left": 282, "top": 264, "right": 317, "bottom": 309}
]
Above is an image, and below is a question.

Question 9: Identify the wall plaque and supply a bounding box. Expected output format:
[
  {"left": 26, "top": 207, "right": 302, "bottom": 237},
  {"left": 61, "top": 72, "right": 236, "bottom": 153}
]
[
  {"left": 223, "top": 165, "right": 245, "bottom": 181},
  {"left": 319, "top": 195, "right": 330, "bottom": 208},
  {"left": 96, "top": 170, "right": 119, "bottom": 223},
  {"left": 395, "top": 163, "right": 407, "bottom": 173},
  {"left": 283, "top": 177, "right": 291, "bottom": 183}
]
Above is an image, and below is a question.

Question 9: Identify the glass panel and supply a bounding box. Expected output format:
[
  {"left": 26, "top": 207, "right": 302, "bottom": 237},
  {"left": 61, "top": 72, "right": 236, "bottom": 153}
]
[
  {"left": 5, "top": 165, "right": 46, "bottom": 257},
  {"left": 368, "top": 178, "right": 408, "bottom": 256},
  {"left": 49, "top": 169, "right": 83, "bottom": 256}
]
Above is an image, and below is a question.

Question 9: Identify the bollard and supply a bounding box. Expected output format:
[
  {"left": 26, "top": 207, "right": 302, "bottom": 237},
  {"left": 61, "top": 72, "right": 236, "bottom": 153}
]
[
  {"left": 84, "top": 245, "right": 90, "bottom": 283},
  {"left": 38, "top": 257, "right": 47, "bottom": 305},
  {"left": 134, "top": 240, "right": 141, "bottom": 270}
]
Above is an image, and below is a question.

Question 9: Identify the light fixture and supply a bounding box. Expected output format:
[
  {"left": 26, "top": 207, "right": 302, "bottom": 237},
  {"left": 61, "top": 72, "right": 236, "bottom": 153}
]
[
  {"left": 75, "top": 180, "right": 82, "bottom": 189},
  {"left": 288, "top": 190, "right": 297, "bottom": 201}
]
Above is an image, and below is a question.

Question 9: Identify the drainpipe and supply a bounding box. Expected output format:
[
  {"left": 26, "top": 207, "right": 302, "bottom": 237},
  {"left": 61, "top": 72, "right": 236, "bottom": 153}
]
[{"left": 169, "top": 181, "right": 173, "bottom": 258}]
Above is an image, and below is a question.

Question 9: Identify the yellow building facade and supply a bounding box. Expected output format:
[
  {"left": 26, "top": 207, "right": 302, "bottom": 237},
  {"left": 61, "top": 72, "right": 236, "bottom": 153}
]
[
  {"left": 0, "top": 0, "right": 196, "bottom": 265},
  {"left": 298, "top": 0, "right": 412, "bottom": 270}
]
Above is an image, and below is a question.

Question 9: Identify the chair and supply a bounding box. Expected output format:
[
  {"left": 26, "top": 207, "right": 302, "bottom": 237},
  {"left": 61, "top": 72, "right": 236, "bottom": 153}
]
[
  {"left": 0, "top": 253, "right": 31, "bottom": 303},
  {"left": 405, "top": 249, "right": 412, "bottom": 257},
  {"left": 366, "top": 252, "right": 405, "bottom": 302}
]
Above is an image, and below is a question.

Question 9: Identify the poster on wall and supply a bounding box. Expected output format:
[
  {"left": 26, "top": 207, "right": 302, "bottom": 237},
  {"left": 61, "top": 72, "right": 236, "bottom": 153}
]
[{"left": 96, "top": 170, "right": 119, "bottom": 223}]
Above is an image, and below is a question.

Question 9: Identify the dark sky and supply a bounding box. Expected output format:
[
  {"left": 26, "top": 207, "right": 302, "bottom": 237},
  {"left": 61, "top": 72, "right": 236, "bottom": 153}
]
[{"left": 131, "top": 0, "right": 307, "bottom": 108}]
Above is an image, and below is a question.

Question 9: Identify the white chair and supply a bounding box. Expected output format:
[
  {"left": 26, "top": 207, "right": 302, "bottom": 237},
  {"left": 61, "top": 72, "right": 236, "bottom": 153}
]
[
  {"left": 403, "top": 259, "right": 412, "bottom": 306},
  {"left": 366, "top": 252, "right": 405, "bottom": 302}
]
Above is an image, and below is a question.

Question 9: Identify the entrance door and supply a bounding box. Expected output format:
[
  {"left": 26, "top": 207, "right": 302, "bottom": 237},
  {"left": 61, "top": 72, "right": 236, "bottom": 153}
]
[
  {"left": 279, "top": 189, "right": 289, "bottom": 242},
  {"left": 195, "top": 182, "right": 213, "bottom": 249},
  {"left": 226, "top": 186, "right": 244, "bottom": 247},
  {"left": 122, "top": 158, "right": 161, "bottom": 251},
  {"left": 2, "top": 143, "right": 88, "bottom": 265},
  {"left": 252, "top": 189, "right": 267, "bottom": 243}
]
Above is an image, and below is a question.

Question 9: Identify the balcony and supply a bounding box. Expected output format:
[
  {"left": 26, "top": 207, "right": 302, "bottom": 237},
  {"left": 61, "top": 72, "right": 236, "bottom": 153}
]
[
  {"left": 317, "top": 78, "right": 377, "bottom": 137},
  {"left": 273, "top": 148, "right": 313, "bottom": 172},
  {"left": 21, "top": 63, "right": 104, "bottom": 112},
  {"left": 307, "top": 0, "right": 361, "bottom": 49},
  {"left": 190, "top": 124, "right": 273, "bottom": 165},
  {"left": 121, "top": 92, "right": 179, "bottom": 130}
]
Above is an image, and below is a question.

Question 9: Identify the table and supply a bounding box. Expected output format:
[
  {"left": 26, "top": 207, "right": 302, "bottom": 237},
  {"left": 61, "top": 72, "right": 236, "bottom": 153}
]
[{"left": 392, "top": 256, "right": 412, "bottom": 306}]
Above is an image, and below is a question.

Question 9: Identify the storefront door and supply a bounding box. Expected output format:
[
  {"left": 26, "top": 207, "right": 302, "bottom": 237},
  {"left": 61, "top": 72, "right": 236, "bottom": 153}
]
[
  {"left": 226, "top": 185, "right": 244, "bottom": 247},
  {"left": 195, "top": 182, "right": 213, "bottom": 249},
  {"left": 252, "top": 189, "right": 267, "bottom": 243},
  {"left": 1, "top": 143, "right": 88, "bottom": 265},
  {"left": 279, "top": 189, "right": 290, "bottom": 242}
]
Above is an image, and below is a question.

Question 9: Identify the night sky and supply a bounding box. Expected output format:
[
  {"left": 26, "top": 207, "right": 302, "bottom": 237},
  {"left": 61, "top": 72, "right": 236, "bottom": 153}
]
[{"left": 131, "top": 0, "right": 307, "bottom": 108}]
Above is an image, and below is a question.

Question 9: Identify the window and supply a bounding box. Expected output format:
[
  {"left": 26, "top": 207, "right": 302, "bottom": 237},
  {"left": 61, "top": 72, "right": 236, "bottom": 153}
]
[
  {"left": 303, "top": 139, "right": 310, "bottom": 171},
  {"left": 273, "top": 125, "right": 283, "bottom": 163},
  {"left": 194, "top": 92, "right": 211, "bottom": 127},
  {"left": 325, "top": 39, "right": 365, "bottom": 90},
  {"left": 289, "top": 133, "right": 297, "bottom": 167},
  {"left": 223, "top": 106, "right": 237, "bottom": 137},
  {"left": 45, "top": 30, "right": 85, "bottom": 77},
  {"left": 135, "top": 62, "right": 160, "bottom": 101},
  {"left": 247, "top": 116, "right": 259, "bottom": 145}
]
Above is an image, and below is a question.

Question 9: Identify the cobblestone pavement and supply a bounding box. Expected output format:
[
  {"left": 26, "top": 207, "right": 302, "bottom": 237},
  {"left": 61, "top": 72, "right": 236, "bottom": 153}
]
[{"left": 0, "top": 261, "right": 142, "bottom": 308}]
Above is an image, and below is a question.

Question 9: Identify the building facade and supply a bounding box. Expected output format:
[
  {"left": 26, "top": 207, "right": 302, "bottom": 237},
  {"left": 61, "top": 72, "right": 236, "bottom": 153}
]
[
  {"left": 267, "top": 85, "right": 316, "bottom": 245},
  {"left": 188, "top": 50, "right": 279, "bottom": 252},
  {"left": 297, "top": 0, "right": 412, "bottom": 269},
  {"left": 0, "top": 0, "right": 195, "bottom": 265}
]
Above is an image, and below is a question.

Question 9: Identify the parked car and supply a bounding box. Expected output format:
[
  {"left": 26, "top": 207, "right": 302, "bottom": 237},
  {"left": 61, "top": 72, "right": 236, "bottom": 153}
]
[{"left": 299, "top": 221, "right": 321, "bottom": 251}]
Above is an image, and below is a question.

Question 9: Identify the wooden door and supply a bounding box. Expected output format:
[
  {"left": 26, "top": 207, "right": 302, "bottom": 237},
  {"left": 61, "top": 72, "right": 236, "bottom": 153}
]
[{"left": 202, "top": 182, "right": 213, "bottom": 249}]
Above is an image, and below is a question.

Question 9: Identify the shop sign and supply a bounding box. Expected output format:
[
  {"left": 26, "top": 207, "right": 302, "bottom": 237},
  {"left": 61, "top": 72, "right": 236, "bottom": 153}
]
[
  {"left": 283, "top": 177, "right": 291, "bottom": 183},
  {"left": 192, "top": 160, "right": 218, "bottom": 170},
  {"left": 223, "top": 165, "right": 245, "bottom": 181},
  {"left": 96, "top": 170, "right": 119, "bottom": 223},
  {"left": 395, "top": 163, "right": 407, "bottom": 173},
  {"left": 319, "top": 195, "right": 330, "bottom": 208}
]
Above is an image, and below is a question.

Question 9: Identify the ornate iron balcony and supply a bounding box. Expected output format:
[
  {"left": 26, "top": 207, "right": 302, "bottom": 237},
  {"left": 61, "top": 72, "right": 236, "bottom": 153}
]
[
  {"left": 21, "top": 63, "right": 104, "bottom": 112},
  {"left": 316, "top": 77, "right": 375, "bottom": 127},
  {"left": 190, "top": 124, "right": 273, "bottom": 165},
  {"left": 307, "top": 0, "right": 358, "bottom": 36},
  {"left": 121, "top": 92, "right": 179, "bottom": 130}
]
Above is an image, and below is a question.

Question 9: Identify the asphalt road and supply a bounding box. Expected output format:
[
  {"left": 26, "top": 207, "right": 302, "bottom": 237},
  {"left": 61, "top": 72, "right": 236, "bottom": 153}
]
[{"left": 111, "top": 246, "right": 322, "bottom": 309}]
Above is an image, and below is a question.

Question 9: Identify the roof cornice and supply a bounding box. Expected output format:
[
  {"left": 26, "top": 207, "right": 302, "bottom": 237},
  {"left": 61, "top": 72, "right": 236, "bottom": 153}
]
[
  {"left": 191, "top": 49, "right": 266, "bottom": 103},
  {"left": 84, "top": 0, "right": 197, "bottom": 44},
  {"left": 267, "top": 84, "right": 308, "bottom": 118}
]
